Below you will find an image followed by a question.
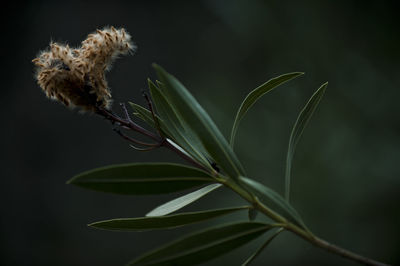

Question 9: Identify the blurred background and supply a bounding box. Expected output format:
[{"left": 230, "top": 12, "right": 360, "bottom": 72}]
[{"left": 2, "top": 1, "right": 399, "bottom": 265}]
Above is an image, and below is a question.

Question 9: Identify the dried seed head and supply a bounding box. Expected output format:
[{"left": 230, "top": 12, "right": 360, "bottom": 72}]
[{"left": 33, "top": 26, "right": 135, "bottom": 112}]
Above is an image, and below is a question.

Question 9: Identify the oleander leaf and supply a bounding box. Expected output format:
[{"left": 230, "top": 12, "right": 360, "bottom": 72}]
[
  {"left": 148, "top": 80, "right": 212, "bottom": 169},
  {"left": 129, "top": 222, "right": 272, "bottom": 265},
  {"left": 146, "top": 184, "right": 222, "bottom": 217},
  {"left": 239, "top": 176, "right": 306, "bottom": 229},
  {"left": 89, "top": 206, "right": 250, "bottom": 231},
  {"left": 128, "top": 102, "right": 171, "bottom": 137},
  {"left": 285, "top": 82, "right": 328, "bottom": 201},
  {"left": 230, "top": 72, "right": 304, "bottom": 148},
  {"left": 153, "top": 64, "right": 245, "bottom": 179},
  {"left": 248, "top": 208, "right": 258, "bottom": 221},
  {"left": 242, "top": 228, "right": 284, "bottom": 266},
  {"left": 67, "top": 163, "right": 214, "bottom": 195}
]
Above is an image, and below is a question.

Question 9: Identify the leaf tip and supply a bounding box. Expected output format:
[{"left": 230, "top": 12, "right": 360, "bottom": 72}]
[
  {"left": 147, "top": 78, "right": 157, "bottom": 89},
  {"left": 286, "top": 72, "right": 305, "bottom": 78},
  {"left": 87, "top": 222, "right": 101, "bottom": 228},
  {"left": 66, "top": 173, "right": 82, "bottom": 185},
  {"left": 319, "top": 82, "right": 329, "bottom": 92},
  {"left": 152, "top": 63, "right": 164, "bottom": 74}
]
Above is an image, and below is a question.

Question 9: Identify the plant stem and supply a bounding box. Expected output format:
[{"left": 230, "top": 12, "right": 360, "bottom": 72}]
[
  {"left": 227, "top": 182, "right": 390, "bottom": 266},
  {"left": 283, "top": 223, "right": 389, "bottom": 266},
  {"left": 96, "top": 107, "right": 160, "bottom": 142},
  {"left": 221, "top": 178, "right": 288, "bottom": 225},
  {"left": 310, "top": 236, "right": 389, "bottom": 266},
  {"left": 162, "top": 139, "right": 210, "bottom": 172}
]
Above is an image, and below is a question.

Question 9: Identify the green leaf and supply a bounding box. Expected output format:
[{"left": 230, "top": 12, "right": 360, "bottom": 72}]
[
  {"left": 89, "top": 206, "right": 250, "bottom": 231},
  {"left": 128, "top": 102, "right": 171, "bottom": 137},
  {"left": 285, "top": 82, "right": 328, "bottom": 201},
  {"left": 239, "top": 176, "right": 306, "bottom": 229},
  {"left": 128, "top": 222, "right": 272, "bottom": 265},
  {"left": 242, "top": 228, "right": 284, "bottom": 266},
  {"left": 146, "top": 184, "right": 222, "bottom": 217},
  {"left": 248, "top": 208, "right": 258, "bottom": 221},
  {"left": 230, "top": 72, "right": 304, "bottom": 148},
  {"left": 67, "top": 163, "right": 214, "bottom": 195},
  {"left": 153, "top": 64, "right": 246, "bottom": 179},
  {"left": 148, "top": 80, "right": 212, "bottom": 169}
]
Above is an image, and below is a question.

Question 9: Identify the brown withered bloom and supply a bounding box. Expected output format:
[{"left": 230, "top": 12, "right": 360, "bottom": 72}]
[{"left": 33, "top": 26, "right": 135, "bottom": 111}]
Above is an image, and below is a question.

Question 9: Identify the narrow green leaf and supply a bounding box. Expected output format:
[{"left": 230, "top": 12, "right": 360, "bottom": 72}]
[
  {"left": 148, "top": 80, "right": 212, "bottom": 169},
  {"left": 248, "top": 208, "right": 258, "bottom": 221},
  {"left": 128, "top": 222, "right": 272, "bottom": 265},
  {"left": 146, "top": 184, "right": 222, "bottom": 217},
  {"left": 128, "top": 102, "right": 158, "bottom": 128},
  {"left": 239, "top": 176, "right": 306, "bottom": 229},
  {"left": 128, "top": 102, "right": 171, "bottom": 137},
  {"left": 153, "top": 64, "right": 246, "bottom": 179},
  {"left": 285, "top": 82, "right": 328, "bottom": 201},
  {"left": 89, "top": 206, "right": 250, "bottom": 231},
  {"left": 154, "top": 80, "right": 213, "bottom": 160},
  {"left": 242, "top": 228, "right": 284, "bottom": 266},
  {"left": 230, "top": 72, "right": 304, "bottom": 148},
  {"left": 67, "top": 163, "right": 214, "bottom": 195}
]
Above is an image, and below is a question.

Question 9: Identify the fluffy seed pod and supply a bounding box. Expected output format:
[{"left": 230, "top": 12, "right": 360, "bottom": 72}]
[{"left": 33, "top": 26, "right": 135, "bottom": 112}]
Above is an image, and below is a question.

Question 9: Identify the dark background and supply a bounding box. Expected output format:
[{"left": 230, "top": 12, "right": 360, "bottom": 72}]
[{"left": 2, "top": 1, "right": 399, "bottom": 265}]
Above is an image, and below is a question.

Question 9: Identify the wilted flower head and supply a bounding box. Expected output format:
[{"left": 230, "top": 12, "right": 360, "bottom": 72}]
[{"left": 32, "top": 26, "right": 135, "bottom": 111}]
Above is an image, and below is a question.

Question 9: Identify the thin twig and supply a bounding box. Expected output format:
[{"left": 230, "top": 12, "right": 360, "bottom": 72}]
[
  {"left": 275, "top": 218, "right": 391, "bottom": 266},
  {"left": 162, "top": 139, "right": 209, "bottom": 172},
  {"left": 142, "top": 91, "right": 162, "bottom": 136},
  {"left": 310, "top": 235, "right": 390, "bottom": 266},
  {"left": 113, "top": 127, "right": 160, "bottom": 148},
  {"left": 120, "top": 103, "right": 134, "bottom": 124},
  {"left": 129, "top": 144, "right": 160, "bottom": 152},
  {"left": 96, "top": 107, "right": 160, "bottom": 141}
]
